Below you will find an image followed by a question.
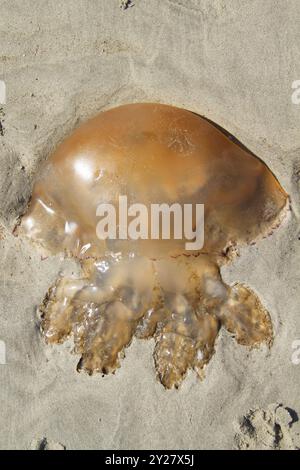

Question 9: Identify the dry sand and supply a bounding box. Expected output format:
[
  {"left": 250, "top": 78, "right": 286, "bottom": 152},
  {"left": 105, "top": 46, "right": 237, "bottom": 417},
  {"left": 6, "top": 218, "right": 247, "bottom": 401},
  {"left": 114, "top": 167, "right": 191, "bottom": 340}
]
[{"left": 0, "top": 0, "right": 300, "bottom": 450}]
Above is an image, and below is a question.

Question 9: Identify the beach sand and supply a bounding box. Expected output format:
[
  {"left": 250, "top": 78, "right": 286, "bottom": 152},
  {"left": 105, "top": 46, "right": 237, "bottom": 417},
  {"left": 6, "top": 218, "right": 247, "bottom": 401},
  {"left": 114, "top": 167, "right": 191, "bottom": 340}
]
[{"left": 0, "top": 0, "right": 300, "bottom": 449}]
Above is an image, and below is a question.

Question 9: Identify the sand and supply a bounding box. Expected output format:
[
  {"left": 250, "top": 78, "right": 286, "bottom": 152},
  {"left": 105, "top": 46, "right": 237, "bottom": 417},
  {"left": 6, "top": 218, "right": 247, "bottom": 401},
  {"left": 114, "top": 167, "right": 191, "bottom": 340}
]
[
  {"left": 235, "top": 403, "right": 299, "bottom": 450},
  {"left": 0, "top": 0, "right": 300, "bottom": 450}
]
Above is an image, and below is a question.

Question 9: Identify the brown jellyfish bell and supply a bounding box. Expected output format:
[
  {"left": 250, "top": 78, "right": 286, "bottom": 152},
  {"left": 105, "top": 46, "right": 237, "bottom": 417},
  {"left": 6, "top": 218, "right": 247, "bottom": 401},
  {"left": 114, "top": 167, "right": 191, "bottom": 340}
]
[{"left": 18, "top": 103, "right": 288, "bottom": 389}]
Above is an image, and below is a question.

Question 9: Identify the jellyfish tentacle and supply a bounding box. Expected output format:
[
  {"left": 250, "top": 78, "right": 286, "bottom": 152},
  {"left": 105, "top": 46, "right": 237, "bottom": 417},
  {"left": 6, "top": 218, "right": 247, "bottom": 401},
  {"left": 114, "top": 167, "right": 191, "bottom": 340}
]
[
  {"left": 41, "top": 255, "right": 158, "bottom": 374},
  {"left": 135, "top": 304, "right": 165, "bottom": 339},
  {"left": 153, "top": 292, "right": 220, "bottom": 389},
  {"left": 75, "top": 300, "right": 141, "bottom": 374},
  {"left": 192, "top": 312, "right": 220, "bottom": 378},
  {"left": 40, "top": 254, "right": 272, "bottom": 387},
  {"left": 74, "top": 259, "right": 158, "bottom": 374},
  {"left": 41, "top": 276, "right": 88, "bottom": 343},
  {"left": 219, "top": 283, "right": 273, "bottom": 346},
  {"left": 154, "top": 329, "right": 197, "bottom": 389}
]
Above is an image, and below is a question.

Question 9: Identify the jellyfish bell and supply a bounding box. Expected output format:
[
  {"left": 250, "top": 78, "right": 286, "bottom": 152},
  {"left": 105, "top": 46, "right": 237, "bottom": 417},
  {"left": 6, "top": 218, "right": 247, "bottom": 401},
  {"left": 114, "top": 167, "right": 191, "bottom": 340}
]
[
  {"left": 19, "top": 103, "right": 288, "bottom": 388},
  {"left": 20, "top": 103, "right": 287, "bottom": 259}
]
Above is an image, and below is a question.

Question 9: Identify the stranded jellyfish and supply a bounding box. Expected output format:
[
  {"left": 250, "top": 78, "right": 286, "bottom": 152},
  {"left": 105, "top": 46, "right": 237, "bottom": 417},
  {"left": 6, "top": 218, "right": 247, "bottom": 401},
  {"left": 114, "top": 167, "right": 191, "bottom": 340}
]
[{"left": 18, "top": 103, "right": 288, "bottom": 388}]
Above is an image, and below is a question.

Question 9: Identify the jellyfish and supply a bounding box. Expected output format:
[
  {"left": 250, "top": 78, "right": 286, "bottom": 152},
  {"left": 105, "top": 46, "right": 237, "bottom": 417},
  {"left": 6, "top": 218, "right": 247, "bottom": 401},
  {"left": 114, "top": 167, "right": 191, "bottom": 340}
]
[{"left": 18, "top": 103, "right": 288, "bottom": 388}]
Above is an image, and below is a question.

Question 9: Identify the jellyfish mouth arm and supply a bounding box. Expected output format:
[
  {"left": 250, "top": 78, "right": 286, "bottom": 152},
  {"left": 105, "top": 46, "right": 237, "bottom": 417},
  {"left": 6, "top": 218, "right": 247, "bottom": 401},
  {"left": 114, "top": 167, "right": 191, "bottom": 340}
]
[
  {"left": 218, "top": 283, "right": 273, "bottom": 347},
  {"left": 153, "top": 301, "right": 221, "bottom": 389},
  {"left": 40, "top": 253, "right": 273, "bottom": 388},
  {"left": 41, "top": 255, "right": 157, "bottom": 374}
]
